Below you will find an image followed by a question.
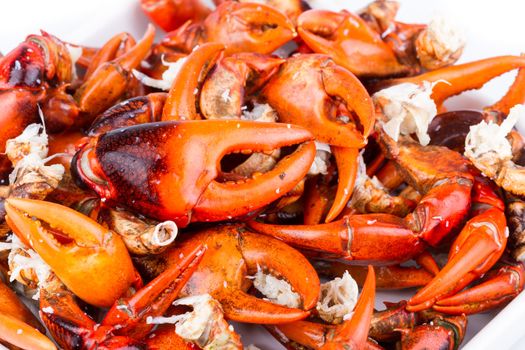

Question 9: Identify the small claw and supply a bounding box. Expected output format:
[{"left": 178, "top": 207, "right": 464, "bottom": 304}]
[
  {"left": 321, "top": 266, "right": 376, "bottom": 350},
  {"left": 298, "top": 9, "right": 408, "bottom": 77},
  {"left": 326, "top": 147, "right": 359, "bottom": 223},
  {"left": 102, "top": 244, "right": 206, "bottom": 338},
  {"left": 408, "top": 207, "right": 507, "bottom": 311},
  {"left": 162, "top": 43, "right": 224, "bottom": 121},
  {"left": 263, "top": 55, "right": 375, "bottom": 148},
  {"left": 75, "top": 24, "right": 155, "bottom": 117},
  {"left": 434, "top": 263, "right": 525, "bottom": 315},
  {"left": 0, "top": 313, "right": 56, "bottom": 350},
  {"left": 83, "top": 32, "right": 134, "bottom": 81},
  {"left": 203, "top": 2, "right": 296, "bottom": 54},
  {"left": 486, "top": 65, "right": 525, "bottom": 116},
  {"left": 378, "top": 55, "right": 525, "bottom": 109},
  {"left": 415, "top": 251, "right": 440, "bottom": 276},
  {"left": 5, "top": 198, "right": 135, "bottom": 308}
]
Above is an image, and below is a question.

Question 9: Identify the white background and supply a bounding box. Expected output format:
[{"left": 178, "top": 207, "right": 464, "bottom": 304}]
[{"left": 1, "top": 0, "right": 525, "bottom": 349}]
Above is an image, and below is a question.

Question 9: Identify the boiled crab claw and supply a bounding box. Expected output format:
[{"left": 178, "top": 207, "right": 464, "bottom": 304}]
[
  {"left": 135, "top": 224, "right": 320, "bottom": 324},
  {"left": 40, "top": 244, "right": 205, "bottom": 349},
  {"left": 4, "top": 198, "right": 136, "bottom": 308},
  {"left": 140, "top": 0, "right": 211, "bottom": 32},
  {"left": 162, "top": 1, "right": 296, "bottom": 54},
  {"left": 73, "top": 120, "right": 315, "bottom": 227},
  {"left": 297, "top": 9, "right": 410, "bottom": 77},
  {"left": 263, "top": 54, "right": 375, "bottom": 222},
  {"left": 267, "top": 266, "right": 375, "bottom": 350}
]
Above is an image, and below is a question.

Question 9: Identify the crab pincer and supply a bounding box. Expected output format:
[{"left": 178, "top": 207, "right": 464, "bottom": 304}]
[
  {"left": 73, "top": 120, "right": 315, "bottom": 227},
  {"left": 4, "top": 198, "right": 136, "bottom": 308}
]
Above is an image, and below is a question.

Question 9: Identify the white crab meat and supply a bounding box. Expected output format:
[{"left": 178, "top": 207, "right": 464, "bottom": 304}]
[
  {"left": 316, "top": 271, "right": 359, "bottom": 324},
  {"left": 373, "top": 81, "right": 443, "bottom": 146},
  {"left": 252, "top": 266, "right": 301, "bottom": 308},
  {"left": 465, "top": 104, "right": 523, "bottom": 160},
  {"left": 421, "top": 15, "right": 466, "bottom": 61},
  {"left": 244, "top": 345, "right": 262, "bottom": 350},
  {"left": 308, "top": 142, "right": 332, "bottom": 176},
  {"left": 133, "top": 56, "right": 187, "bottom": 91},
  {"left": 5, "top": 123, "right": 49, "bottom": 164},
  {"left": 241, "top": 103, "right": 278, "bottom": 123},
  {"left": 147, "top": 294, "right": 239, "bottom": 350},
  {"left": 151, "top": 221, "right": 178, "bottom": 247}
]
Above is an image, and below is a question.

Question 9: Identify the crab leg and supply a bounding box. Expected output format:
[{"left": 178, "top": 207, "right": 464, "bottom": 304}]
[
  {"left": 75, "top": 24, "right": 155, "bottom": 118},
  {"left": 379, "top": 55, "right": 525, "bottom": 109},
  {"left": 102, "top": 244, "right": 206, "bottom": 338},
  {"left": 433, "top": 263, "right": 525, "bottom": 315},
  {"left": 4, "top": 198, "right": 135, "bottom": 308}
]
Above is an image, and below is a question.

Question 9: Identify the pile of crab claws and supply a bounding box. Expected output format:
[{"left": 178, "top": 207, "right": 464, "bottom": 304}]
[
  {"left": 432, "top": 262, "right": 525, "bottom": 315},
  {"left": 297, "top": 9, "right": 409, "bottom": 77},
  {"left": 408, "top": 207, "right": 508, "bottom": 311},
  {"left": 73, "top": 120, "right": 315, "bottom": 227},
  {"left": 74, "top": 24, "right": 156, "bottom": 118},
  {"left": 4, "top": 198, "right": 136, "bottom": 308},
  {"left": 268, "top": 266, "right": 376, "bottom": 349},
  {"left": 162, "top": 43, "right": 225, "bottom": 121}
]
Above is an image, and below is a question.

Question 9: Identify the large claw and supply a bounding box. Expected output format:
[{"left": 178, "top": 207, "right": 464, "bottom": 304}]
[
  {"left": 162, "top": 43, "right": 224, "bottom": 121},
  {"left": 136, "top": 225, "right": 319, "bottom": 324},
  {"left": 433, "top": 263, "right": 525, "bottom": 315},
  {"left": 73, "top": 120, "right": 315, "bottom": 227},
  {"left": 4, "top": 198, "right": 135, "bottom": 308},
  {"left": 75, "top": 25, "right": 155, "bottom": 118},
  {"left": 264, "top": 54, "right": 375, "bottom": 148},
  {"left": 298, "top": 9, "right": 409, "bottom": 77},
  {"left": 163, "top": 2, "right": 296, "bottom": 54},
  {"left": 268, "top": 266, "right": 375, "bottom": 350},
  {"left": 408, "top": 207, "right": 508, "bottom": 311}
]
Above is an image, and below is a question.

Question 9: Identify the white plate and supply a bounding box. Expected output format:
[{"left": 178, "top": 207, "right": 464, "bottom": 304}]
[{"left": 1, "top": 0, "right": 525, "bottom": 348}]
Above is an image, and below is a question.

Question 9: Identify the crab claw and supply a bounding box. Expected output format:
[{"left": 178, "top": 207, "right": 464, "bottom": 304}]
[
  {"left": 4, "top": 198, "right": 135, "bottom": 308},
  {"left": 75, "top": 24, "right": 155, "bottom": 118},
  {"left": 73, "top": 120, "right": 315, "bottom": 227},
  {"left": 433, "top": 263, "right": 525, "bottom": 315},
  {"left": 204, "top": 2, "right": 296, "bottom": 54},
  {"left": 408, "top": 207, "right": 508, "bottom": 311},
  {"left": 398, "top": 314, "right": 467, "bottom": 350},
  {"left": 162, "top": 43, "right": 224, "bottom": 121},
  {"left": 200, "top": 52, "right": 285, "bottom": 120},
  {"left": 267, "top": 266, "right": 375, "bottom": 350},
  {"left": 102, "top": 244, "right": 206, "bottom": 338},
  {"left": 379, "top": 55, "right": 525, "bottom": 110},
  {"left": 297, "top": 9, "right": 409, "bottom": 77},
  {"left": 264, "top": 54, "right": 375, "bottom": 148},
  {"left": 136, "top": 225, "right": 319, "bottom": 324}
]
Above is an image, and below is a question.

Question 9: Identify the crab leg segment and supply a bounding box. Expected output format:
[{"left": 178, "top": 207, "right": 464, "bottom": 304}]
[
  {"left": 381, "top": 55, "right": 525, "bottom": 109},
  {"left": 102, "top": 244, "right": 206, "bottom": 338},
  {"left": 162, "top": 43, "right": 224, "bottom": 121},
  {"left": 73, "top": 120, "right": 314, "bottom": 226},
  {"left": 248, "top": 214, "right": 424, "bottom": 263},
  {"left": 298, "top": 9, "right": 409, "bottom": 77},
  {"left": 408, "top": 207, "right": 507, "bottom": 311},
  {"left": 75, "top": 24, "right": 155, "bottom": 117},
  {"left": 5, "top": 198, "right": 135, "bottom": 308}
]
